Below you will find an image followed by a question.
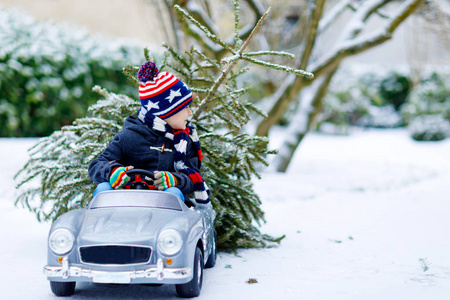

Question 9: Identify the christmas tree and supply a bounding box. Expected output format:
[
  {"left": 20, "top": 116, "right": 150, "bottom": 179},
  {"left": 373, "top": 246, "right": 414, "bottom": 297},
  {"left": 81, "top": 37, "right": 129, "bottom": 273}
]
[{"left": 15, "top": 2, "right": 313, "bottom": 250}]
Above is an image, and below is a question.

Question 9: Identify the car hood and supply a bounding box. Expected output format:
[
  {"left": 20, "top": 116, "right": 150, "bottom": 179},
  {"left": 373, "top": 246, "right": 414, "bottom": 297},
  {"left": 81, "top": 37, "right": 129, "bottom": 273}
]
[{"left": 77, "top": 207, "right": 184, "bottom": 244}]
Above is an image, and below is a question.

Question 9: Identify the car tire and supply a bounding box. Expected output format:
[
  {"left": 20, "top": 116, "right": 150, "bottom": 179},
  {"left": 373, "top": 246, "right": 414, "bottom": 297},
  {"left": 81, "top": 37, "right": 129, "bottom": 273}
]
[
  {"left": 205, "top": 230, "right": 217, "bottom": 268},
  {"left": 176, "top": 247, "right": 203, "bottom": 298},
  {"left": 50, "top": 281, "right": 76, "bottom": 297}
]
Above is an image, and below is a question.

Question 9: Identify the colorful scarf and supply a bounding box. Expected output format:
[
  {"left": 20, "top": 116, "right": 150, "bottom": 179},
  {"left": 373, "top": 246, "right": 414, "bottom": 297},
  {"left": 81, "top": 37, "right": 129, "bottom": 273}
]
[{"left": 140, "top": 115, "right": 210, "bottom": 203}]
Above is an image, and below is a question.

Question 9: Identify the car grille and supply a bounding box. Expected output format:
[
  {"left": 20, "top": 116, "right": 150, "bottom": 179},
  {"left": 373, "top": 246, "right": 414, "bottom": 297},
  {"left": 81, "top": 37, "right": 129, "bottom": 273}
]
[{"left": 79, "top": 245, "right": 151, "bottom": 265}]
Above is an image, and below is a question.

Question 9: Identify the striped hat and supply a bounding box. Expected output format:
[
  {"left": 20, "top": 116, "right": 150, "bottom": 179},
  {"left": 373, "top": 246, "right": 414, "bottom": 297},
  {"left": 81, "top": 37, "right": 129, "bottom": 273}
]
[{"left": 137, "top": 61, "right": 192, "bottom": 120}]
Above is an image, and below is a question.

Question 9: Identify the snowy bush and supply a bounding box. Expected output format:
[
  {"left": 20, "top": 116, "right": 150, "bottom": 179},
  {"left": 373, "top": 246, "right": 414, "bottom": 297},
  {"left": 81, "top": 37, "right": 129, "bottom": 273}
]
[
  {"left": 0, "top": 6, "right": 143, "bottom": 137},
  {"left": 402, "top": 72, "right": 450, "bottom": 122},
  {"left": 356, "top": 105, "right": 404, "bottom": 128},
  {"left": 317, "top": 68, "right": 414, "bottom": 132},
  {"left": 408, "top": 115, "right": 450, "bottom": 141},
  {"left": 317, "top": 69, "right": 382, "bottom": 133},
  {"left": 317, "top": 86, "right": 372, "bottom": 134},
  {"left": 402, "top": 72, "right": 450, "bottom": 141}
]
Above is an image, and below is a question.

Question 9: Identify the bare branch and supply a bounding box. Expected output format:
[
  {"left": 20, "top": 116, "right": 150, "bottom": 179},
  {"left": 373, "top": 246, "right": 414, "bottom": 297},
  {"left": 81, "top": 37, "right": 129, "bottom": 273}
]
[
  {"left": 223, "top": 0, "right": 266, "bottom": 46},
  {"left": 163, "top": 0, "right": 182, "bottom": 51},
  {"left": 243, "top": 0, "right": 265, "bottom": 19},
  {"left": 318, "top": 0, "right": 352, "bottom": 34},
  {"left": 175, "top": 4, "right": 236, "bottom": 54},
  {"left": 339, "top": 0, "right": 391, "bottom": 41},
  {"left": 255, "top": 0, "right": 424, "bottom": 137},
  {"left": 310, "top": 0, "right": 426, "bottom": 78},
  {"left": 185, "top": 0, "right": 218, "bottom": 35},
  {"left": 150, "top": 0, "right": 172, "bottom": 47},
  {"left": 236, "top": 7, "right": 271, "bottom": 54},
  {"left": 299, "top": 0, "right": 326, "bottom": 70}
]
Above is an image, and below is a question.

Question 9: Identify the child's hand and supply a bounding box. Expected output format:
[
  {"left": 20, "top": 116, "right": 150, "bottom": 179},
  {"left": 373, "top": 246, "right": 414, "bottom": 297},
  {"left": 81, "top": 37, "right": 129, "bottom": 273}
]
[
  {"left": 154, "top": 171, "right": 178, "bottom": 190},
  {"left": 109, "top": 166, "right": 134, "bottom": 189}
]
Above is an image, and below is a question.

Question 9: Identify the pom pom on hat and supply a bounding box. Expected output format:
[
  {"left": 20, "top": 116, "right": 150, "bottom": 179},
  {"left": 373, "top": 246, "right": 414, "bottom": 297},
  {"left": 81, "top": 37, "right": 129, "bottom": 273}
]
[
  {"left": 137, "top": 61, "right": 193, "bottom": 121},
  {"left": 138, "top": 61, "right": 159, "bottom": 82}
]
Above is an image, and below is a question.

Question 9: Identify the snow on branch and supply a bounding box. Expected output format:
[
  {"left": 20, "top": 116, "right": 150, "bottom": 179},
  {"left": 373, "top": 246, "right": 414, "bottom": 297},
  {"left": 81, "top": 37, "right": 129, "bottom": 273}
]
[
  {"left": 339, "top": 0, "right": 389, "bottom": 41},
  {"left": 243, "top": 50, "right": 296, "bottom": 59},
  {"left": 318, "top": 0, "right": 352, "bottom": 34},
  {"left": 243, "top": 56, "right": 314, "bottom": 79},
  {"left": 310, "top": 0, "right": 424, "bottom": 78}
]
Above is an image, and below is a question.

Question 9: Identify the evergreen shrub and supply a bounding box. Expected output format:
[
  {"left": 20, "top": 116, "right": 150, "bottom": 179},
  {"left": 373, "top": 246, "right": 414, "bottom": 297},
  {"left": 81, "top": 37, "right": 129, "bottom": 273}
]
[
  {"left": 0, "top": 6, "right": 142, "bottom": 137},
  {"left": 379, "top": 72, "right": 411, "bottom": 110}
]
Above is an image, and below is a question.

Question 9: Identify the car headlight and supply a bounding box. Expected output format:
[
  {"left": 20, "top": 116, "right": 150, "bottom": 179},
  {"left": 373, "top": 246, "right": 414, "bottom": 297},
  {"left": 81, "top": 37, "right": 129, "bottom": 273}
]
[
  {"left": 157, "top": 229, "right": 183, "bottom": 256},
  {"left": 49, "top": 228, "right": 75, "bottom": 255}
]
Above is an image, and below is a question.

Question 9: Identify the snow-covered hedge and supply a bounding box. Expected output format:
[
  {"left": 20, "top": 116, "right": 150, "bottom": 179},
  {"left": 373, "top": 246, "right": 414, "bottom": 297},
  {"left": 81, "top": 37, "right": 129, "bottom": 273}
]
[
  {"left": 402, "top": 72, "right": 450, "bottom": 141},
  {"left": 317, "top": 68, "right": 408, "bottom": 133},
  {"left": 0, "top": 6, "right": 143, "bottom": 137},
  {"left": 318, "top": 67, "right": 449, "bottom": 141},
  {"left": 408, "top": 115, "right": 450, "bottom": 141}
]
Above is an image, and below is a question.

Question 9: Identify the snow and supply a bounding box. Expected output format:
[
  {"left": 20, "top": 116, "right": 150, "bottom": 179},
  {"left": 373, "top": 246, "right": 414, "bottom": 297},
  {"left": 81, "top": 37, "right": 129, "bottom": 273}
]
[{"left": 2, "top": 128, "right": 450, "bottom": 299}]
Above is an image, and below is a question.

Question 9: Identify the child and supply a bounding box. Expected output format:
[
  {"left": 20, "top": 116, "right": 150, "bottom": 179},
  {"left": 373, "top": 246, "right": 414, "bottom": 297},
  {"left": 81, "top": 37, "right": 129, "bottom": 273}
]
[{"left": 88, "top": 61, "right": 210, "bottom": 203}]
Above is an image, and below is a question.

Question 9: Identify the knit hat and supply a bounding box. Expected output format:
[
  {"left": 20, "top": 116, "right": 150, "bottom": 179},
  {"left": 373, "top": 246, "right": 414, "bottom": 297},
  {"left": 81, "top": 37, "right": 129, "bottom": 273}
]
[{"left": 137, "top": 61, "right": 192, "bottom": 120}]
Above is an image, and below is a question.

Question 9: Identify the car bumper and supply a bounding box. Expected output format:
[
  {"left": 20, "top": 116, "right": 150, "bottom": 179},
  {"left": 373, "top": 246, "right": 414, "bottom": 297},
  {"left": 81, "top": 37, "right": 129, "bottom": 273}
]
[{"left": 44, "top": 257, "right": 192, "bottom": 284}]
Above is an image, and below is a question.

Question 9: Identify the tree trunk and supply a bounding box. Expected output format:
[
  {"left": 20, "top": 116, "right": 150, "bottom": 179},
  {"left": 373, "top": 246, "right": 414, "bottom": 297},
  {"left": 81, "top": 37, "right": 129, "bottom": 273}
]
[
  {"left": 256, "top": 0, "right": 425, "bottom": 139},
  {"left": 268, "top": 66, "right": 337, "bottom": 172},
  {"left": 268, "top": 0, "right": 425, "bottom": 172}
]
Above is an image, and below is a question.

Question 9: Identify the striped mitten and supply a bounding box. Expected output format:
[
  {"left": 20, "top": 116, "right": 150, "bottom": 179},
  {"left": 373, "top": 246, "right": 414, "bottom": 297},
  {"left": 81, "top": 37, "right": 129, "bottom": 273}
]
[
  {"left": 109, "top": 166, "right": 133, "bottom": 189},
  {"left": 154, "top": 171, "right": 178, "bottom": 190}
]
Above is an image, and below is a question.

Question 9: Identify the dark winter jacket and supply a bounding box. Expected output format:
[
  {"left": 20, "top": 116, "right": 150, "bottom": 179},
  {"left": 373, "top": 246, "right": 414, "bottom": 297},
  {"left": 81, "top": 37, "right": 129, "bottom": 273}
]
[{"left": 88, "top": 116, "right": 200, "bottom": 195}]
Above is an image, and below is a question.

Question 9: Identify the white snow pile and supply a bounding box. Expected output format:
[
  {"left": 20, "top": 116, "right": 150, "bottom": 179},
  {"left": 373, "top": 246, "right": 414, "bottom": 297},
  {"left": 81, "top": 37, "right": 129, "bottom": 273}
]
[{"left": 1, "top": 128, "right": 450, "bottom": 299}]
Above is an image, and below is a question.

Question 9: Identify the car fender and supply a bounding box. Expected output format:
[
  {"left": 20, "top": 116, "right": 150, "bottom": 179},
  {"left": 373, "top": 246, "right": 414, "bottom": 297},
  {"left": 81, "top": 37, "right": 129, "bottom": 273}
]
[{"left": 185, "top": 218, "right": 205, "bottom": 266}]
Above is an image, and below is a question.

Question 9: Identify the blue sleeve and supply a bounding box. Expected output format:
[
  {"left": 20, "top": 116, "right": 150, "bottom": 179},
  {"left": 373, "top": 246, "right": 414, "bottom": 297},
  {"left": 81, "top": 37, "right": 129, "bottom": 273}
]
[{"left": 88, "top": 133, "right": 125, "bottom": 184}]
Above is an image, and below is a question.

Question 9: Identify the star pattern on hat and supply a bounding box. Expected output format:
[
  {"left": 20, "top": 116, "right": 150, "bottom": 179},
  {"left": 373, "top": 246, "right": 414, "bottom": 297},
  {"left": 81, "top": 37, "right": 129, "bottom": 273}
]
[
  {"left": 146, "top": 101, "right": 159, "bottom": 111},
  {"left": 165, "top": 88, "right": 182, "bottom": 103}
]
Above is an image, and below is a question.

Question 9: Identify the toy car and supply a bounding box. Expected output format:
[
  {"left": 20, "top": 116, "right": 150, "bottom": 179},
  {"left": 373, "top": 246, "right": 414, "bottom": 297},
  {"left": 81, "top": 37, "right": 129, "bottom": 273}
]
[{"left": 43, "top": 169, "right": 217, "bottom": 298}]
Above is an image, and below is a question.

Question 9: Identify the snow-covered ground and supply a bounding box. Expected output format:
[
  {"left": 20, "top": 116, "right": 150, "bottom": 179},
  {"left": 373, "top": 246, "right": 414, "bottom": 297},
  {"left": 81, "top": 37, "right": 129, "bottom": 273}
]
[{"left": 1, "top": 128, "right": 450, "bottom": 299}]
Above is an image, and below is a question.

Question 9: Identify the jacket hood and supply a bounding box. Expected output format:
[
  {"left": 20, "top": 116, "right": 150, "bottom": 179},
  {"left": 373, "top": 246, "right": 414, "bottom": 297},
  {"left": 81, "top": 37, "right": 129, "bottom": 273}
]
[{"left": 122, "top": 116, "right": 154, "bottom": 136}]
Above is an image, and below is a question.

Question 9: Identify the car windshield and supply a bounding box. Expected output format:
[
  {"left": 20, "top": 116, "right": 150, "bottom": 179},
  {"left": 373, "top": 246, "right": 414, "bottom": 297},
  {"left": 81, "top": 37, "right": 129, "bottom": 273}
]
[{"left": 89, "top": 190, "right": 183, "bottom": 211}]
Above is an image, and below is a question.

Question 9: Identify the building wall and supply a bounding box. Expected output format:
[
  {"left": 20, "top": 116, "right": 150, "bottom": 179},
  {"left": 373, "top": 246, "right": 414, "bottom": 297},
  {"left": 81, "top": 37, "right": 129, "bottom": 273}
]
[{"left": 0, "top": 0, "right": 164, "bottom": 46}]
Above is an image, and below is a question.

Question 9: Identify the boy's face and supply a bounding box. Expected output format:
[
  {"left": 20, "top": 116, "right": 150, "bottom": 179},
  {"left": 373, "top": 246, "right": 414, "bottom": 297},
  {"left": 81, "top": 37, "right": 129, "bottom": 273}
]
[{"left": 165, "top": 106, "right": 192, "bottom": 130}]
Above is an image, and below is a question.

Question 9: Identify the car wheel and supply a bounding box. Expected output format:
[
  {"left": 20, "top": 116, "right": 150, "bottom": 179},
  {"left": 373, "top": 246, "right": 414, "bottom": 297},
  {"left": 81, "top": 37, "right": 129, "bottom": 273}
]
[
  {"left": 176, "top": 247, "right": 203, "bottom": 298},
  {"left": 50, "top": 281, "right": 76, "bottom": 297},
  {"left": 205, "top": 230, "right": 217, "bottom": 268}
]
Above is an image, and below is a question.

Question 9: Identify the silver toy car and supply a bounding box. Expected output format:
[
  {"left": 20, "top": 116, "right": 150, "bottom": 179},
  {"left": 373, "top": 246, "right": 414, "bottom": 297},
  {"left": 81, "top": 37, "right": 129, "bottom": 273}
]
[{"left": 44, "top": 170, "right": 217, "bottom": 298}]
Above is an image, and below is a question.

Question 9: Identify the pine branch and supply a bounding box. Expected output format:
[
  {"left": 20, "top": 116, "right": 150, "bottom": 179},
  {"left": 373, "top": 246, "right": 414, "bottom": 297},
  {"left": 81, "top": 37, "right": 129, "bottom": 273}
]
[
  {"left": 234, "top": 0, "right": 242, "bottom": 47},
  {"left": 242, "top": 56, "right": 314, "bottom": 79},
  {"left": 243, "top": 50, "right": 295, "bottom": 59}
]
